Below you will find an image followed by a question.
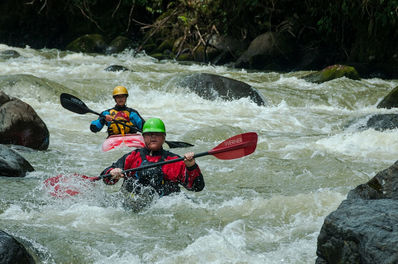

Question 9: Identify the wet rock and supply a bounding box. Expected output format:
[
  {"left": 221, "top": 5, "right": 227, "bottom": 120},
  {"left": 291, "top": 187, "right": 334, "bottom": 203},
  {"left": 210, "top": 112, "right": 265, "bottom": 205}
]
[
  {"left": 179, "top": 73, "right": 267, "bottom": 106},
  {"left": 365, "top": 114, "right": 398, "bottom": 131},
  {"left": 316, "top": 161, "right": 398, "bottom": 263},
  {"left": 0, "top": 91, "right": 49, "bottom": 150},
  {"left": 377, "top": 86, "right": 398, "bottom": 109},
  {"left": 0, "top": 145, "right": 34, "bottom": 177},
  {"left": 0, "top": 50, "right": 20, "bottom": 59},
  {"left": 0, "top": 230, "right": 35, "bottom": 264},
  {"left": 66, "top": 34, "right": 107, "bottom": 53},
  {"left": 302, "top": 64, "right": 360, "bottom": 83},
  {"left": 104, "top": 65, "right": 131, "bottom": 72}
]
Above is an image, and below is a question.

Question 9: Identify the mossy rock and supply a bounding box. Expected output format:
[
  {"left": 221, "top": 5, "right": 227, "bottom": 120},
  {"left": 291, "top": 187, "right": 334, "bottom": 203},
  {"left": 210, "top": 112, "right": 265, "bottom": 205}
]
[
  {"left": 149, "top": 51, "right": 174, "bottom": 60},
  {"left": 176, "top": 53, "right": 194, "bottom": 61},
  {"left": 106, "top": 36, "right": 134, "bottom": 54},
  {"left": 377, "top": 86, "right": 398, "bottom": 109},
  {"left": 141, "top": 43, "right": 157, "bottom": 53},
  {"left": 66, "top": 34, "right": 107, "bottom": 53},
  {"left": 149, "top": 53, "right": 163, "bottom": 60},
  {"left": 302, "top": 64, "right": 360, "bottom": 83},
  {"left": 154, "top": 39, "right": 174, "bottom": 53}
]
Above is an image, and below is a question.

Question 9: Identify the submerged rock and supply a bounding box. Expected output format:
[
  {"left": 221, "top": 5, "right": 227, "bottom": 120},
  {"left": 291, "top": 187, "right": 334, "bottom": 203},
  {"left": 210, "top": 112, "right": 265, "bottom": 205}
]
[
  {"left": 316, "top": 161, "right": 398, "bottom": 263},
  {"left": 365, "top": 114, "right": 398, "bottom": 131},
  {"left": 179, "top": 73, "right": 267, "bottom": 106},
  {"left": 0, "top": 145, "right": 34, "bottom": 177},
  {"left": 0, "top": 50, "right": 20, "bottom": 59},
  {"left": 104, "top": 65, "right": 131, "bottom": 72}
]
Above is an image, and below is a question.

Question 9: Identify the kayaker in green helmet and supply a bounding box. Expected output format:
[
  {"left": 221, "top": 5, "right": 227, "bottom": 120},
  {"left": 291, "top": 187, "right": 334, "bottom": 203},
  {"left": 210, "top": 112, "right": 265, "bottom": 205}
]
[{"left": 100, "top": 118, "right": 204, "bottom": 210}]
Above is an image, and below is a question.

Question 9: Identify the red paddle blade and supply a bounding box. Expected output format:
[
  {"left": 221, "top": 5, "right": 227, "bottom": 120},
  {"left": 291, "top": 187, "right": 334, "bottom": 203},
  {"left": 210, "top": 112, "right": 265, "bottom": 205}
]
[{"left": 209, "top": 132, "right": 258, "bottom": 160}]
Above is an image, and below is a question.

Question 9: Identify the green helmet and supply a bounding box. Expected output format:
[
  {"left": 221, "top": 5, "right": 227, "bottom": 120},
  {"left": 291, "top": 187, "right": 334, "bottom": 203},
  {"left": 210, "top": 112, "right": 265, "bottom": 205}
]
[{"left": 142, "top": 118, "right": 166, "bottom": 134}]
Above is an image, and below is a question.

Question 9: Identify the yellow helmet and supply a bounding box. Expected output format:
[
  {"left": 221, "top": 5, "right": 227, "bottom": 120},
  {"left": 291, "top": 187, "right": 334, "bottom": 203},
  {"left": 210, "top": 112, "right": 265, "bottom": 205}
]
[{"left": 112, "top": 86, "right": 128, "bottom": 97}]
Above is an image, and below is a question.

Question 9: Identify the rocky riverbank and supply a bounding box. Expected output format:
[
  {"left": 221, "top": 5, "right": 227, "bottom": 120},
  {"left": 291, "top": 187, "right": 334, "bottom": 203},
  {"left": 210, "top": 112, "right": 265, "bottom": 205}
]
[{"left": 0, "top": 0, "right": 396, "bottom": 79}]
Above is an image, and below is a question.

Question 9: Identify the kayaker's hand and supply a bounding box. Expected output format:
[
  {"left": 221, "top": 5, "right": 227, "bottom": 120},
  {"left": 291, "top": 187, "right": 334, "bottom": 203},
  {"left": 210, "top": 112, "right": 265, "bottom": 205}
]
[
  {"left": 105, "top": 114, "right": 113, "bottom": 122},
  {"left": 110, "top": 168, "right": 124, "bottom": 180},
  {"left": 184, "top": 152, "right": 196, "bottom": 168}
]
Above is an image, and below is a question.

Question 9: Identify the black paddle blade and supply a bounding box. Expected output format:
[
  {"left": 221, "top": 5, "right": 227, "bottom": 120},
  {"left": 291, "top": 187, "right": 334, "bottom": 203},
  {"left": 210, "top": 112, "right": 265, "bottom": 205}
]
[
  {"left": 60, "top": 93, "right": 92, "bottom": 115},
  {"left": 165, "top": 140, "right": 194, "bottom": 148}
]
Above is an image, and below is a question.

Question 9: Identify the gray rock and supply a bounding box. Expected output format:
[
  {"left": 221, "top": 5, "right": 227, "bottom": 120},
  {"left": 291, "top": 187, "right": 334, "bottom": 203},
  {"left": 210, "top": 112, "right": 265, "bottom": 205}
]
[
  {"left": 0, "top": 50, "right": 20, "bottom": 59},
  {"left": 0, "top": 145, "right": 34, "bottom": 177},
  {"left": 235, "top": 31, "right": 296, "bottom": 70},
  {"left": 0, "top": 230, "right": 35, "bottom": 264},
  {"left": 316, "top": 161, "right": 398, "bottom": 263},
  {"left": 179, "top": 73, "right": 267, "bottom": 106},
  {"left": 365, "top": 114, "right": 398, "bottom": 131},
  {"left": 377, "top": 86, "right": 398, "bottom": 109},
  {"left": 0, "top": 91, "right": 49, "bottom": 150}
]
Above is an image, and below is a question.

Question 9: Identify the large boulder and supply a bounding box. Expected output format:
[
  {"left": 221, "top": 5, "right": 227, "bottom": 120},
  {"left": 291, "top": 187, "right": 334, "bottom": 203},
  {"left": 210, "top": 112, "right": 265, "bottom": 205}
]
[
  {"left": 178, "top": 73, "right": 267, "bottom": 106},
  {"left": 0, "top": 145, "right": 34, "bottom": 177},
  {"left": 207, "top": 35, "right": 249, "bottom": 65},
  {"left": 0, "top": 230, "right": 35, "bottom": 264},
  {"left": 235, "top": 31, "right": 297, "bottom": 70},
  {"left": 0, "top": 91, "right": 49, "bottom": 150},
  {"left": 316, "top": 161, "right": 398, "bottom": 263}
]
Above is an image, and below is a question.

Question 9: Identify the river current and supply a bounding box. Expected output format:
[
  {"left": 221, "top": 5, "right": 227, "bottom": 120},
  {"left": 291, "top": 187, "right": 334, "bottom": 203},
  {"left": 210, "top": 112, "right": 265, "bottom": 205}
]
[{"left": 0, "top": 44, "right": 398, "bottom": 263}]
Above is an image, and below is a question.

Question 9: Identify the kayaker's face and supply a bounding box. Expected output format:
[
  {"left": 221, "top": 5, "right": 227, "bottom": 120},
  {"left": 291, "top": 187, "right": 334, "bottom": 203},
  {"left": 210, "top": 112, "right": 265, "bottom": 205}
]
[
  {"left": 143, "top": 132, "right": 165, "bottom": 151},
  {"left": 114, "top": 95, "right": 127, "bottom": 107}
]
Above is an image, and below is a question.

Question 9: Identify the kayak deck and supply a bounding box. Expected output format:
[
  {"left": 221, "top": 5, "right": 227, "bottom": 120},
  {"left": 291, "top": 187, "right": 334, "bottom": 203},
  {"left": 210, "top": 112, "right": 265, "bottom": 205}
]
[{"left": 102, "top": 133, "right": 145, "bottom": 152}]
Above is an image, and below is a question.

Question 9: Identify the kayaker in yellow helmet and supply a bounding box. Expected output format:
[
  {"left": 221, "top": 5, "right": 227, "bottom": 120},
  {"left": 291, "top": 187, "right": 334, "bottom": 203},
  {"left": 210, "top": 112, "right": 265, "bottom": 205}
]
[{"left": 90, "top": 86, "right": 145, "bottom": 137}]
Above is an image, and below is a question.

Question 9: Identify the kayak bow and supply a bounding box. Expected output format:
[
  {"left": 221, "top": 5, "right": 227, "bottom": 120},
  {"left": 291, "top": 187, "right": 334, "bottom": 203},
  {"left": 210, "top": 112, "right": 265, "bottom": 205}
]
[{"left": 102, "top": 133, "right": 145, "bottom": 152}]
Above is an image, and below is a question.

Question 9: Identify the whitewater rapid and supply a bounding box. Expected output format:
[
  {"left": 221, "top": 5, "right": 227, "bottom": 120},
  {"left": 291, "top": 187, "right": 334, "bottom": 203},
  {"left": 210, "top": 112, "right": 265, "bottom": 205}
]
[{"left": 0, "top": 43, "right": 398, "bottom": 263}]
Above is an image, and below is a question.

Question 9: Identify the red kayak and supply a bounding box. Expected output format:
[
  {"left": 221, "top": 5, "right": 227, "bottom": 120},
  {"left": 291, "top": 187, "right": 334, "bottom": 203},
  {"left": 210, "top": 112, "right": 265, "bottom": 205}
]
[
  {"left": 43, "top": 173, "right": 97, "bottom": 198},
  {"left": 102, "top": 133, "right": 145, "bottom": 152}
]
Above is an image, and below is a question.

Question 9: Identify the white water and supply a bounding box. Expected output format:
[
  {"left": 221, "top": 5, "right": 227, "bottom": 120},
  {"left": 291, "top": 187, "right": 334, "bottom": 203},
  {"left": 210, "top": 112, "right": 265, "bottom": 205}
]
[{"left": 0, "top": 43, "right": 398, "bottom": 263}]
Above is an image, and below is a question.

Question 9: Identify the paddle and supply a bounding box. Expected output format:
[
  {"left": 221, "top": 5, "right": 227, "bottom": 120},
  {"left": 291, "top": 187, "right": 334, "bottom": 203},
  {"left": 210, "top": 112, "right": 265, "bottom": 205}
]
[
  {"left": 44, "top": 132, "right": 258, "bottom": 196},
  {"left": 90, "top": 131, "right": 257, "bottom": 181},
  {"left": 60, "top": 93, "right": 193, "bottom": 148}
]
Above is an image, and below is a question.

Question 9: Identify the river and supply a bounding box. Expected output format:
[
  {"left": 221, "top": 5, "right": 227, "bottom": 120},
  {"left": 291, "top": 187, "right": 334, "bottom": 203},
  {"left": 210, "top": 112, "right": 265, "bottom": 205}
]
[{"left": 0, "top": 43, "right": 398, "bottom": 263}]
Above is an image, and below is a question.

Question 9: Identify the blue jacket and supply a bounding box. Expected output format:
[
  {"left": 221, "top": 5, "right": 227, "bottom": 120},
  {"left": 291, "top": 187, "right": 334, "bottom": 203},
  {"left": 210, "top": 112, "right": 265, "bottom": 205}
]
[{"left": 90, "top": 105, "right": 145, "bottom": 136}]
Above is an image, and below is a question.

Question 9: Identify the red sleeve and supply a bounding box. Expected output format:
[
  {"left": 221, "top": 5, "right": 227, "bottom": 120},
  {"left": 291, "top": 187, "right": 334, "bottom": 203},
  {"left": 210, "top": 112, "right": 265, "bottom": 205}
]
[
  {"left": 102, "top": 150, "right": 142, "bottom": 185},
  {"left": 162, "top": 156, "right": 203, "bottom": 190}
]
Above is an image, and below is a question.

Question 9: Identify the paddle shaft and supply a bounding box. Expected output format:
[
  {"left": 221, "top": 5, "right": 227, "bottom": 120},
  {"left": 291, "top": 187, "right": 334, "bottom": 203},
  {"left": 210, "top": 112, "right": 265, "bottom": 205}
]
[
  {"left": 98, "top": 150, "right": 210, "bottom": 180},
  {"left": 98, "top": 137, "right": 255, "bottom": 180}
]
